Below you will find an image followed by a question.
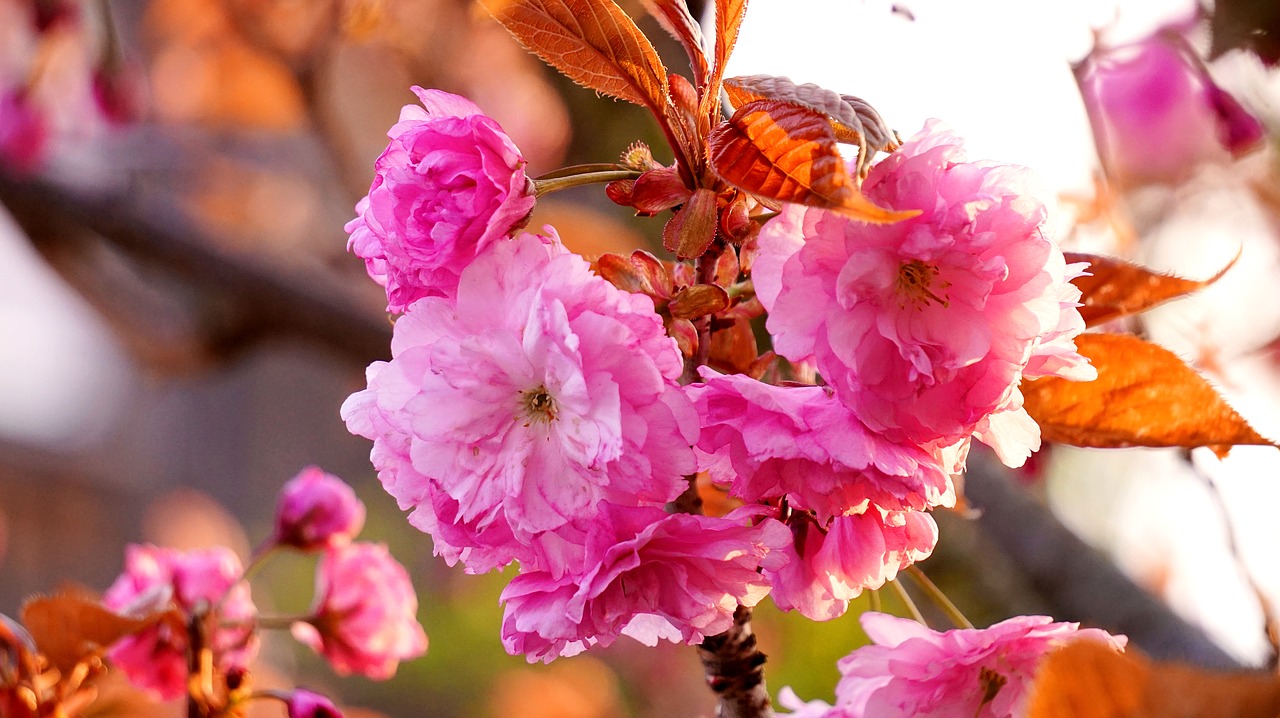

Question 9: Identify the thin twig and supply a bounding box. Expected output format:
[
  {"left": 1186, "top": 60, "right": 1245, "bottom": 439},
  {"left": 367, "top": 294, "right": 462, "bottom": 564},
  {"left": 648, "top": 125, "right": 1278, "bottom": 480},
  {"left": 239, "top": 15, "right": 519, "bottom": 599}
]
[
  {"left": 888, "top": 579, "right": 926, "bottom": 625},
  {"left": 906, "top": 565, "right": 974, "bottom": 629}
]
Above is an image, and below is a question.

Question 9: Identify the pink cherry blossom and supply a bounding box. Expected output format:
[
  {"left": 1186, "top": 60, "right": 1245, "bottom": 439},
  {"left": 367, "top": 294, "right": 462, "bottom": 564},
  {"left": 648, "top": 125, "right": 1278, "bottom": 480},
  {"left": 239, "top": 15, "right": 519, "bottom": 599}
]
[
  {"left": 103, "top": 545, "right": 257, "bottom": 701},
  {"left": 833, "top": 613, "right": 1126, "bottom": 717},
  {"left": 291, "top": 542, "right": 427, "bottom": 680},
  {"left": 1078, "top": 32, "right": 1265, "bottom": 186},
  {"left": 346, "top": 86, "right": 536, "bottom": 312},
  {"left": 755, "top": 122, "right": 1094, "bottom": 466},
  {"left": 341, "top": 230, "right": 698, "bottom": 573},
  {"left": 286, "top": 689, "right": 344, "bottom": 718},
  {"left": 271, "top": 466, "right": 366, "bottom": 552},
  {"left": 767, "top": 510, "right": 937, "bottom": 622},
  {"left": 688, "top": 369, "right": 953, "bottom": 519},
  {"left": 499, "top": 505, "right": 788, "bottom": 663}
]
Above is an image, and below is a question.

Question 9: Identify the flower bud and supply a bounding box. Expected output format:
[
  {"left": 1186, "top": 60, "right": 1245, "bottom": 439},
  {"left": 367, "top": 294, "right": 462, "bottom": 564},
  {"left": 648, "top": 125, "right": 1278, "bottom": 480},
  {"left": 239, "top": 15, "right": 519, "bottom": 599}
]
[
  {"left": 272, "top": 467, "right": 366, "bottom": 552},
  {"left": 287, "top": 689, "right": 344, "bottom": 718}
]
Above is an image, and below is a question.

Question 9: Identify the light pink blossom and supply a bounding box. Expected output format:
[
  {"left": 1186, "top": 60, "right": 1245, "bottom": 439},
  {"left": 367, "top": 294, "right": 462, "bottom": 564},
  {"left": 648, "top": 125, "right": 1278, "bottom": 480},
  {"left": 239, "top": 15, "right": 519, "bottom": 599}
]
[
  {"left": 346, "top": 86, "right": 536, "bottom": 312},
  {"left": 833, "top": 612, "right": 1126, "bottom": 717},
  {"left": 271, "top": 466, "right": 366, "bottom": 552},
  {"left": 1078, "top": 33, "right": 1265, "bottom": 186},
  {"left": 767, "top": 510, "right": 937, "bottom": 622},
  {"left": 341, "top": 230, "right": 698, "bottom": 573},
  {"left": 499, "top": 505, "right": 787, "bottom": 663},
  {"left": 688, "top": 369, "right": 952, "bottom": 519},
  {"left": 756, "top": 123, "right": 1094, "bottom": 466},
  {"left": 103, "top": 545, "right": 257, "bottom": 700},
  {"left": 291, "top": 542, "right": 427, "bottom": 680}
]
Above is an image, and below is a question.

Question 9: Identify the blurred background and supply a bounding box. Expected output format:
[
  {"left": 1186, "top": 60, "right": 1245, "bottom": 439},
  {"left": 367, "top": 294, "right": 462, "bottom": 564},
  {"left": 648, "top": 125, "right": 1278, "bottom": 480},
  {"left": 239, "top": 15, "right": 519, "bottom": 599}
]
[{"left": 1, "top": 0, "right": 1280, "bottom": 715}]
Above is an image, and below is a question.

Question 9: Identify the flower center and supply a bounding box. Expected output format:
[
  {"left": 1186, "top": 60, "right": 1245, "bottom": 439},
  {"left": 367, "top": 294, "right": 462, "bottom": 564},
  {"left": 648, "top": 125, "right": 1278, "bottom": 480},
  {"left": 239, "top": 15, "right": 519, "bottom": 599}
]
[
  {"left": 520, "top": 385, "right": 558, "bottom": 425},
  {"left": 896, "top": 259, "right": 949, "bottom": 308}
]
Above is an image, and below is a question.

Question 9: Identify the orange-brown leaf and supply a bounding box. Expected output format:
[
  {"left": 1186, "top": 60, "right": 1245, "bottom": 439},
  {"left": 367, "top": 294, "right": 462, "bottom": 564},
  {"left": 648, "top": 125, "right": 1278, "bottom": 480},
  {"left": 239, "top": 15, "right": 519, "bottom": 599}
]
[
  {"left": 668, "top": 284, "right": 730, "bottom": 319},
  {"left": 21, "top": 595, "right": 171, "bottom": 672},
  {"left": 709, "top": 317, "right": 758, "bottom": 373},
  {"left": 663, "top": 187, "right": 719, "bottom": 259},
  {"left": 709, "top": 100, "right": 918, "bottom": 223},
  {"left": 1023, "top": 333, "right": 1277, "bottom": 451},
  {"left": 481, "top": 0, "right": 671, "bottom": 117},
  {"left": 640, "top": 0, "right": 707, "bottom": 87},
  {"left": 1067, "top": 251, "right": 1238, "bottom": 327},
  {"left": 1027, "top": 639, "right": 1280, "bottom": 718},
  {"left": 698, "top": 0, "right": 748, "bottom": 124},
  {"left": 724, "top": 75, "right": 895, "bottom": 153}
]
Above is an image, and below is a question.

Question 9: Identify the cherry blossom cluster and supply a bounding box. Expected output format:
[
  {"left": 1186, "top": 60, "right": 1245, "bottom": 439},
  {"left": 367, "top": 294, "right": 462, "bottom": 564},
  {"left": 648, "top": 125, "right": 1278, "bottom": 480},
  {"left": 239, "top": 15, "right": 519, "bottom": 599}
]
[
  {"left": 101, "top": 467, "right": 426, "bottom": 715},
  {"left": 341, "top": 83, "right": 1100, "bottom": 669}
]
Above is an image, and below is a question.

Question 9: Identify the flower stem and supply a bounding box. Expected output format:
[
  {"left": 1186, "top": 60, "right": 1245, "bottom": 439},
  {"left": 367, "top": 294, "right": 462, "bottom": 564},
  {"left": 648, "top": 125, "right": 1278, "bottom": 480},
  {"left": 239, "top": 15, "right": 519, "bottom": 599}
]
[
  {"left": 532, "top": 169, "right": 642, "bottom": 197},
  {"left": 888, "top": 578, "right": 926, "bottom": 626},
  {"left": 256, "top": 614, "right": 313, "bottom": 631},
  {"left": 905, "top": 565, "right": 974, "bottom": 629}
]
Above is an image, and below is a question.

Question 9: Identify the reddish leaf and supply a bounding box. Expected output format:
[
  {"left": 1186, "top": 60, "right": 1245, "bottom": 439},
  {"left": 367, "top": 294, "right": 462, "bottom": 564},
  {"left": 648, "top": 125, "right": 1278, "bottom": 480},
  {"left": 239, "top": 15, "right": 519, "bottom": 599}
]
[
  {"left": 1067, "top": 251, "right": 1238, "bottom": 327},
  {"left": 1022, "top": 333, "right": 1277, "bottom": 451},
  {"left": 633, "top": 166, "right": 692, "bottom": 213},
  {"left": 21, "top": 595, "right": 172, "bottom": 672},
  {"left": 1027, "top": 639, "right": 1280, "bottom": 718},
  {"left": 721, "top": 295, "right": 764, "bottom": 321},
  {"left": 663, "top": 187, "right": 720, "bottom": 259},
  {"left": 724, "top": 74, "right": 899, "bottom": 170},
  {"left": 713, "top": 244, "right": 740, "bottom": 286},
  {"left": 698, "top": 0, "right": 749, "bottom": 126},
  {"left": 640, "top": 0, "right": 708, "bottom": 87},
  {"left": 709, "top": 317, "right": 759, "bottom": 373},
  {"left": 605, "top": 179, "right": 636, "bottom": 207},
  {"left": 669, "top": 284, "right": 730, "bottom": 319},
  {"left": 667, "top": 317, "right": 698, "bottom": 357},
  {"left": 482, "top": 0, "right": 671, "bottom": 118},
  {"left": 709, "top": 100, "right": 918, "bottom": 223},
  {"left": 597, "top": 250, "right": 675, "bottom": 301},
  {"left": 720, "top": 192, "right": 752, "bottom": 242}
]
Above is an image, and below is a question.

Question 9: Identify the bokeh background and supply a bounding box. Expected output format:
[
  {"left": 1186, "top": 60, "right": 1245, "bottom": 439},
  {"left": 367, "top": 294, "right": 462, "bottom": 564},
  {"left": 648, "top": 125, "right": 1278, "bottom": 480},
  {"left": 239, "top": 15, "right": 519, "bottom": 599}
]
[{"left": 2, "top": 0, "right": 1280, "bottom": 715}]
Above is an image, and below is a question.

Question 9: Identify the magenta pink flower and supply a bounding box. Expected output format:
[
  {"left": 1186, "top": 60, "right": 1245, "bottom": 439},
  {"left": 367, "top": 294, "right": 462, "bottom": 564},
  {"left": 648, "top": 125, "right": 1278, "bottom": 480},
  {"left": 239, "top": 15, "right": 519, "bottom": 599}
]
[
  {"left": 291, "top": 542, "right": 427, "bottom": 680},
  {"left": 1079, "top": 33, "right": 1265, "bottom": 186},
  {"left": 755, "top": 123, "right": 1094, "bottom": 466},
  {"left": 0, "top": 91, "right": 47, "bottom": 173},
  {"left": 346, "top": 86, "right": 536, "bottom": 312},
  {"left": 767, "top": 510, "right": 937, "bottom": 622},
  {"left": 499, "top": 505, "right": 788, "bottom": 663},
  {"left": 271, "top": 466, "right": 366, "bottom": 552},
  {"left": 832, "top": 613, "right": 1126, "bottom": 717},
  {"left": 688, "top": 369, "right": 952, "bottom": 520},
  {"left": 102, "top": 545, "right": 257, "bottom": 700},
  {"left": 286, "top": 689, "right": 344, "bottom": 718},
  {"left": 341, "top": 230, "right": 698, "bottom": 573}
]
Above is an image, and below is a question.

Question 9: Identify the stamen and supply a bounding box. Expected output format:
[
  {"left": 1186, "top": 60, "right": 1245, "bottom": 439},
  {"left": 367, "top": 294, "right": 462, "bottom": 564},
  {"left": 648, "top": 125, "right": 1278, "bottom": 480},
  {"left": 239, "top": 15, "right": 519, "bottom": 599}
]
[
  {"left": 520, "top": 385, "right": 558, "bottom": 425},
  {"left": 896, "top": 259, "right": 949, "bottom": 307}
]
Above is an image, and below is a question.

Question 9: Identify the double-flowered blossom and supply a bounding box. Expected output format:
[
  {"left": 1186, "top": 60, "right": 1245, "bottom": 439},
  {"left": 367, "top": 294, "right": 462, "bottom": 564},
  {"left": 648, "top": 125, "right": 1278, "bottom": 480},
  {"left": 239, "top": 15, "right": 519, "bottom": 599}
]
[
  {"left": 346, "top": 87, "right": 537, "bottom": 312},
  {"left": 103, "top": 545, "right": 257, "bottom": 700},
  {"left": 755, "top": 122, "right": 1094, "bottom": 467},
  {"left": 688, "top": 369, "right": 952, "bottom": 519},
  {"left": 271, "top": 466, "right": 366, "bottom": 552},
  {"left": 499, "top": 504, "right": 787, "bottom": 663},
  {"left": 291, "top": 542, "right": 427, "bottom": 680},
  {"left": 687, "top": 369, "right": 947, "bottom": 620},
  {"left": 780, "top": 613, "right": 1126, "bottom": 717},
  {"left": 342, "top": 230, "right": 699, "bottom": 573}
]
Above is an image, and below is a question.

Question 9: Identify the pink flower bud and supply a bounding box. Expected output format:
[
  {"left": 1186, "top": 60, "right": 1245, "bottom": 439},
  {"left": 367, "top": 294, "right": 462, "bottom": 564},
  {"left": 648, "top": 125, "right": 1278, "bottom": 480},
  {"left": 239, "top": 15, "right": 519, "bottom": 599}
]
[
  {"left": 287, "top": 689, "right": 344, "bottom": 718},
  {"left": 272, "top": 467, "right": 366, "bottom": 552},
  {"left": 291, "top": 542, "right": 427, "bottom": 679},
  {"left": 1078, "top": 33, "right": 1265, "bottom": 185}
]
